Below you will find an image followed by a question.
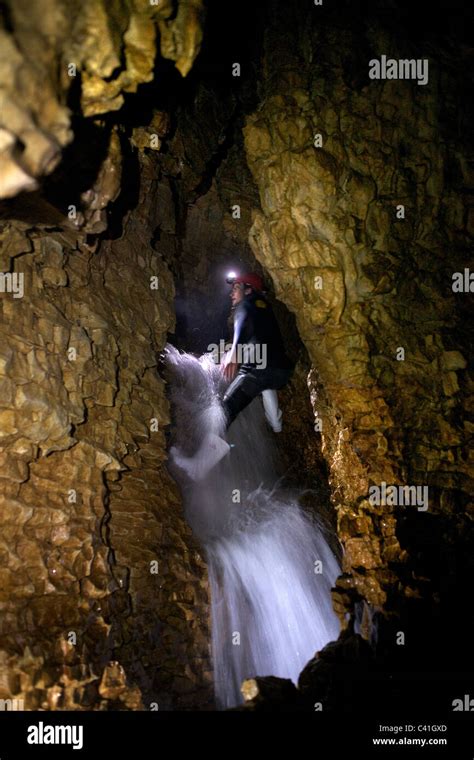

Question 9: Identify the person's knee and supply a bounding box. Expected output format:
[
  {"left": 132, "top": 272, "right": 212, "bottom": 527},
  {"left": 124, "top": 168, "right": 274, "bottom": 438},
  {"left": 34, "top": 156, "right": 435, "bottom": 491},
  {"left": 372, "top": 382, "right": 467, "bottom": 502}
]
[
  {"left": 222, "top": 373, "right": 259, "bottom": 427},
  {"left": 223, "top": 389, "right": 252, "bottom": 427}
]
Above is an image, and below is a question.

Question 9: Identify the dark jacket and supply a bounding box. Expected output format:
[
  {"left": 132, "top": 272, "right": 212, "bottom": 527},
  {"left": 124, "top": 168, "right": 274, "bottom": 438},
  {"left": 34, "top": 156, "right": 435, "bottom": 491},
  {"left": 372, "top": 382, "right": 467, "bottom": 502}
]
[{"left": 233, "top": 292, "right": 293, "bottom": 371}]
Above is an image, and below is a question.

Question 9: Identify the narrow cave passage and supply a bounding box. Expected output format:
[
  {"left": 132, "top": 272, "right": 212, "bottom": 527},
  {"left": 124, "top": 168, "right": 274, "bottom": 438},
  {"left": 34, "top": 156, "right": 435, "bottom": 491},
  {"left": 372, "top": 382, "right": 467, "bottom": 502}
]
[
  {"left": 0, "top": 0, "right": 472, "bottom": 738},
  {"left": 163, "top": 258, "right": 341, "bottom": 709}
]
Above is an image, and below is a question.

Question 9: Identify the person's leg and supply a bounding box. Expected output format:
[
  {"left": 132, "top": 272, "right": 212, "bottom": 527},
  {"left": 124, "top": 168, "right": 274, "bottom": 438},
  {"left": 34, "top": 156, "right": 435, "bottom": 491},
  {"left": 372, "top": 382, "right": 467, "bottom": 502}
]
[
  {"left": 171, "top": 370, "right": 264, "bottom": 481},
  {"left": 170, "top": 431, "right": 231, "bottom": 482},
  {"left": 222, "top": 370, "right": 266, "bottom": 429},
  {"left": 262, "top": 389, "right": 283, "bottom": 433},
  {"left": 259, "top": 366, "right": 293, "bottom": 433},
  {"left": 171, "top": 368, "right": 291, "bottom": 481}
]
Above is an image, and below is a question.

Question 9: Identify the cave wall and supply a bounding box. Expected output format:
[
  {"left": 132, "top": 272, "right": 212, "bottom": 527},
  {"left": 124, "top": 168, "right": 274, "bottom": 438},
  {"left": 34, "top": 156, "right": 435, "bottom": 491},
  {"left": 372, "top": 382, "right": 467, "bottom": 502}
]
[
  {"left": 0, "top": 0, "right": 213, "bottom": 710},
  {"left": 242, "top": 3, "right": 474, "bottom": 633},
  {"left": 0, "top": 152, "right": 212, "bottom": 709},
  {"left": 148, "top": 80, "right": 334, "bottom": 520},
  {"left": 150, "top": 81, "right": 262, "bottom": 355},
  {"left": 1, "top": 0, "right": 473, "bottom": 712},
  {"left": 0, "top": 0, "right": 204, "bottom": 200}
]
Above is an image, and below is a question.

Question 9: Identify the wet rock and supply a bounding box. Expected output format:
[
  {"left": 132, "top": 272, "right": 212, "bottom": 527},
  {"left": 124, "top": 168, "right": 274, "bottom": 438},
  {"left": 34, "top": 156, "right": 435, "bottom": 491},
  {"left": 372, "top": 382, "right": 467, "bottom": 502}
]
[
  {"left": 237, "top": 676, "right": 303, "bottom": 711},
  {"left": 0, "top": 0, "right": 204, "bottom": 198},
  {"left": 243, "top": 2, "right": 472, "bottom": 633},
  {"left": 0, "top": 151, "right": 213, "bottom": 710},
  {"left": 297, "top": 630, "right": 374, "bottom": 712}
]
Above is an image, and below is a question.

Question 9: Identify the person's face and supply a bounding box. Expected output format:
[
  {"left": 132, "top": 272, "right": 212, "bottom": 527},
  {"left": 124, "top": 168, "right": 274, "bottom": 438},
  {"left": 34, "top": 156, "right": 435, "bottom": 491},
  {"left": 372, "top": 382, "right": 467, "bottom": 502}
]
[{"left": 230, "top": 282, "right": 244, "bottom": 306}]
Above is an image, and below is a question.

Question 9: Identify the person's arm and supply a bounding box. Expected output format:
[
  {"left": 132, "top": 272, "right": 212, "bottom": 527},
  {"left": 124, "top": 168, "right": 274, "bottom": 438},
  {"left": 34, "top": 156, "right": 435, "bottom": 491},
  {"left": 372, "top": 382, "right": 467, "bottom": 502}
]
[{"left": 222, "top": 305, "right": 245, "bottom": 380}]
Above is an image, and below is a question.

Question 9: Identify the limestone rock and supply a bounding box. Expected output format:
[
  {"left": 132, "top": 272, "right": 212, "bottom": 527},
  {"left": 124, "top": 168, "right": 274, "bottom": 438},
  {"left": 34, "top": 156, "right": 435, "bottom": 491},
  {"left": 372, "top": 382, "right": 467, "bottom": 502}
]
[{"left": 0, "top": 0, "right": 204, "bottom": 199}]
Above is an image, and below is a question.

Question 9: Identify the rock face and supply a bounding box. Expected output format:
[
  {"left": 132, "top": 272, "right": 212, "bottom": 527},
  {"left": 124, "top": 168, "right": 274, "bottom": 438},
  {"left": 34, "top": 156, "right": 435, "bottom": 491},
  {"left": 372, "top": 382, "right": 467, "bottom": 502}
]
[
  {"left": 0, "top": 153, "right": 212, "bottom": 708},
  {"left": 0, "top": 0, "right": 473, "bottom": 713},
  {"left": 243, "top": 2, "right": 474, "bottom": 638},
  {"left": 0, "top": 0, "right": 204, "bottom": 198},
  {"left": 0, "top": 0, "right": 213, "bottom": 710},
  {"left": 0, "top": 23, "right": 214, "bottom": 706},
  {"left": 234, "top": 628, "right": 373, "bottom": 712}
]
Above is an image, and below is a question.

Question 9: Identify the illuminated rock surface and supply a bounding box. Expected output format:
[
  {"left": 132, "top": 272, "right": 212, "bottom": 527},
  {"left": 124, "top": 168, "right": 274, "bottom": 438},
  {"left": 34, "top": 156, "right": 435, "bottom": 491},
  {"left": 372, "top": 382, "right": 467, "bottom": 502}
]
[{"left": 0, "top": 0, "right": 472, "bottom": 711}]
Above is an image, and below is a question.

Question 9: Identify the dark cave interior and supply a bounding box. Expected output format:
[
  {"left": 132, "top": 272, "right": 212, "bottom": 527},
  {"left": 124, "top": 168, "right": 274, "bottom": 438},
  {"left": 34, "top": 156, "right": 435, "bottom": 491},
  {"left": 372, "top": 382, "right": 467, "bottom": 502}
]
[{"left": 0, "top": 0, "right": 473, "bottom": 720}]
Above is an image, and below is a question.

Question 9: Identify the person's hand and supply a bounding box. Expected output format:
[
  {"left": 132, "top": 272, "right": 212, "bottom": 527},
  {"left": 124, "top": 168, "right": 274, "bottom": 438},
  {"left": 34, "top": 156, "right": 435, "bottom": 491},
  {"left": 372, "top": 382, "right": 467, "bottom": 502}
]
[{"left": 222, "top": 351, "right": 239, "bottom": 381}]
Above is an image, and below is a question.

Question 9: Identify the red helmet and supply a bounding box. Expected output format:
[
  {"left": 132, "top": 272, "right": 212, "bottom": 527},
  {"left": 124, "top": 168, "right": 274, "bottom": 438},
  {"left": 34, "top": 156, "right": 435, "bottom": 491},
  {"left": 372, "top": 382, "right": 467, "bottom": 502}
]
[{"left": 233, "top": 272, "right": 264, "bottom": 292}]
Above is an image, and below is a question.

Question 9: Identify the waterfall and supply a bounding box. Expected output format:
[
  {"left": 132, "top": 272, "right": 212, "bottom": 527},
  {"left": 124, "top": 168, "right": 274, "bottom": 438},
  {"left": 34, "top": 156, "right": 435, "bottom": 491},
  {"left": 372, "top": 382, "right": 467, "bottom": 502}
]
[{"left": 165, "top": 344, "right": 341, "bottom": 709}]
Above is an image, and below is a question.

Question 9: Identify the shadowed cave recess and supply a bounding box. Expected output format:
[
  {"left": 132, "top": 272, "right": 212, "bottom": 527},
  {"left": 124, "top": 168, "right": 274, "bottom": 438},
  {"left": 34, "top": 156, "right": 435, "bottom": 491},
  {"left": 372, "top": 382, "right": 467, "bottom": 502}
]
[{"left": 0, "top": 0, "right": 473, "bottom": 715}]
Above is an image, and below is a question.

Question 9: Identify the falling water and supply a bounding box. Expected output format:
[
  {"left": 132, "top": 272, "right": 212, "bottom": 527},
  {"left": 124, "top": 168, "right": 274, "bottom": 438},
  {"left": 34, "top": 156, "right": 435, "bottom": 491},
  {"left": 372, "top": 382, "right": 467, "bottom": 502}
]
[{"left": 165, "top": 344, "right": 341, "bottom": 709}]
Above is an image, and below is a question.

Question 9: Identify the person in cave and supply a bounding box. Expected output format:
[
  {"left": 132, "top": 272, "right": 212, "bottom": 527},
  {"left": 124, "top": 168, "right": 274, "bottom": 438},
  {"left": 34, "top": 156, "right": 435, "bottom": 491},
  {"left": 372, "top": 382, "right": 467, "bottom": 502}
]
[{"left": 172, "top": 272, "right": 294, "bottom": 481}]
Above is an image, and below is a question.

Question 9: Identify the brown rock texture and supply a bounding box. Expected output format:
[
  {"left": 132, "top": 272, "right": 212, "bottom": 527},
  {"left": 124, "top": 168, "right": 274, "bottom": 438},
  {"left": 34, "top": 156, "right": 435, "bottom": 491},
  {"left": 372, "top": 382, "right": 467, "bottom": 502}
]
[
  {"left": 0, "top": 0, "right": 204, "bottom": 198},
  {"left": 0, "top": 133, "right": 212, "bottom": 711},
  {"left": 243, "top": 4, "right": 473, "bottom": 622},
  {"left": 0, "top": 0, "right": 213, "bottom": 711},
  {"left": 0, "top": 0, "right": 473, "bottom": 714}
]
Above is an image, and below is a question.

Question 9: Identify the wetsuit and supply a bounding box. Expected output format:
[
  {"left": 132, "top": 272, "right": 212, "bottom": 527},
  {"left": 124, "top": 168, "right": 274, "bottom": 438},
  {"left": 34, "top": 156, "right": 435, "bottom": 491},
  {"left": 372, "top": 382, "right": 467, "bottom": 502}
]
[{"left": 222, "top": 292, "right": 294, "bottom": 427}]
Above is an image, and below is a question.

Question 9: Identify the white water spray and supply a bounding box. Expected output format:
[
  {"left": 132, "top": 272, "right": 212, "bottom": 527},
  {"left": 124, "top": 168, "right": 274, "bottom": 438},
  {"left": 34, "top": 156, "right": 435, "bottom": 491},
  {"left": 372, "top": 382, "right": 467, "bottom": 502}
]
[{"left": 165, "top": 345, "right": 340, "bottom": 708}]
